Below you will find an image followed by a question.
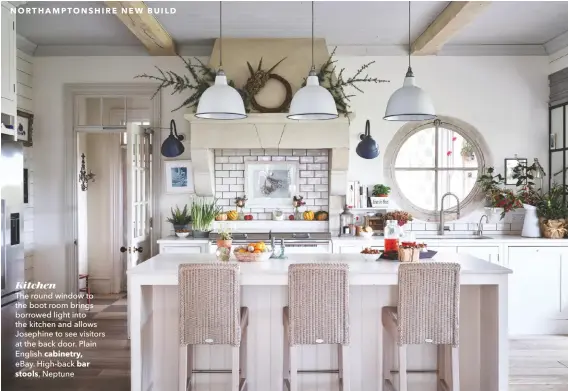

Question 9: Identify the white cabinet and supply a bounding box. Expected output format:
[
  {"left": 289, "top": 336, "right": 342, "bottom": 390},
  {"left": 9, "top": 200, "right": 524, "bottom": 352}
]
[
  {"left": 1, "top": 3, "right": 17, "bottom": 117},
  {"left": 457, "top": 246, "right": 500, "bottom": 264},
  {"left": 159, "top": 243, "right": 208, "bottom": 254},
  {"left": 508, "top": 246, "right": 568, "bottom": 335}
]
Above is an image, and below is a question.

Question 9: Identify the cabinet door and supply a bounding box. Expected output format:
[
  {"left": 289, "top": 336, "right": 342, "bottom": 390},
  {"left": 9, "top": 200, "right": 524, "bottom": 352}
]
[
  {"left": 457, "top": 246, "right": 500, "bottom": 263},
  {"left": 508, "top": 247, "right": 566, "bottom": 335},
  {"left": 162, "top": 246, "right": 202, "bottom": 254},
  {"left": 1, "top": 4, "right": 15, "bottom": 103}
]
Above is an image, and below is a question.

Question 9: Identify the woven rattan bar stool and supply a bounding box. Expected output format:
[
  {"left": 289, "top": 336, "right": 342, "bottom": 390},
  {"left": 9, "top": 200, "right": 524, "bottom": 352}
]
[
  {"left": 382, "top": 262, "right": 461, "bottom": 391},
  {"left": 283, "top": 263, "right": 350, "bottom": 391},
  {"left": 178, "top": 263, "right": 249, "bottom": 391}
]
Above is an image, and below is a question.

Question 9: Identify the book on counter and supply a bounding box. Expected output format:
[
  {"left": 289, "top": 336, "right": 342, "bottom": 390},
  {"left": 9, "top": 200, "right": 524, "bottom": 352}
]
[{"left": 346, "top": 182, "right": 370, "bottom": 208}]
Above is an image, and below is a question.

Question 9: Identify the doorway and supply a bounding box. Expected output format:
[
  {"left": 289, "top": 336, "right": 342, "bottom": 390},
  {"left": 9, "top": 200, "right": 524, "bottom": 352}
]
[{"left": 71, "top": 90, "right": 158, "bottom": 296}]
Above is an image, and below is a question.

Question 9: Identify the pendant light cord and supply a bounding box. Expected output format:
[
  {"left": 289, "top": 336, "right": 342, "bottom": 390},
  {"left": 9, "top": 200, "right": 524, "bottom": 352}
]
[
  {"left": 219, "top": 1, "right": 223, "bottom": 69},
  {"left": 408, "top": 1, "right": 411, "bottom": 69},
  {"left": 311, "top": 1, "right": 315, "bottom": 71}
]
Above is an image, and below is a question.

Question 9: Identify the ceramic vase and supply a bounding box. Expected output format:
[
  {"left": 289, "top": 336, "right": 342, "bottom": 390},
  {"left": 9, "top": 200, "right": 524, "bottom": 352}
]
[{"left": 521, "top": 204, "right": 541, "bottom": 238}]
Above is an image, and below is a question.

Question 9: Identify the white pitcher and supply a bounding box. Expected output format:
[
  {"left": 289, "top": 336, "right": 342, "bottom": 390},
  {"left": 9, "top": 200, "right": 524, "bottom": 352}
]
[{"left": 521, "top": 204, "right": 540, "bottom": 238}]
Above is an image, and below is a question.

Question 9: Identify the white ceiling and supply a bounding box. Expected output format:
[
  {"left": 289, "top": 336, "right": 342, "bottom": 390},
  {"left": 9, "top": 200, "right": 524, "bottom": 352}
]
[{"left": 14, "top": 1, "right": 568, "bottom": 56}]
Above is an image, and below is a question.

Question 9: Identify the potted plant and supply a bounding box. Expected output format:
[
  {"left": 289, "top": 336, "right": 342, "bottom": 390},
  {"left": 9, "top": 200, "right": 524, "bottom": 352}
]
[
  {"left": 216, "top": 228, "right": 233, "bottom": 249},
  {"left": 460, "top": 141, "right": 475, "bottom": 161},
  {"left": 372, "top": 184, "right": 391, "bottom": 197},
  {"left": 537, "top": 184, "right": 568, "bottom": 238},
  {"left": 477, "top": 167, "right": 522, "bottom": 221},
  {"left": 512, "top": 161, "right": 544, "bottom": 237},
  {"left": 190, "top": 198, "right": 222, "bottom": 238},
  {"left": 166, "top": 205, "right": 192, "bottom": 232}
]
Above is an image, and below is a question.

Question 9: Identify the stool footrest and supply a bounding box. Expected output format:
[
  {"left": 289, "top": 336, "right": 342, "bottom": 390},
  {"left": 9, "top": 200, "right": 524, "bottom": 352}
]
[
  {"left": 389, "top": 369, "right": 438, "bottom": 374},
  {"left": 297, "top": 369, "right": 340, "bottom": 374}
]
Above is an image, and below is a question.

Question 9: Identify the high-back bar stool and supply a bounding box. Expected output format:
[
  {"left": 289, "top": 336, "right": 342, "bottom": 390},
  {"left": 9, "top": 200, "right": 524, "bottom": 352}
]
[
  {"left": 178, "top": 263, "right": 249, "bottom": 391},
  {"left": 283, "top": 263, "right": 350, "bottom": 391},
  {"left": 382, "top": 262, "right": 461, "bottom": 391}
]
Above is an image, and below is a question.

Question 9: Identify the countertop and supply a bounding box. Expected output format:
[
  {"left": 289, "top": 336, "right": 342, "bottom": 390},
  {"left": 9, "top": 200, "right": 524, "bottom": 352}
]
[{"left": 128, "top": 253, "right": 511, "bottom": 286}]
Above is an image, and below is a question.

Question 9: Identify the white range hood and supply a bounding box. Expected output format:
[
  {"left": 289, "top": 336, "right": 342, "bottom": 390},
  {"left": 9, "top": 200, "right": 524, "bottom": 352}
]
[{"left": 184, "top": 113, "right": 352, "bottom": 198}]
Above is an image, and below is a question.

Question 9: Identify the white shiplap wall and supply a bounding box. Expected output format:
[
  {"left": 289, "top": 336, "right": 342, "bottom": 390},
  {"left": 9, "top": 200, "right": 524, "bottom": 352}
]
[{"left": 17, "top": 49, "right": 34, "bottom": 283}]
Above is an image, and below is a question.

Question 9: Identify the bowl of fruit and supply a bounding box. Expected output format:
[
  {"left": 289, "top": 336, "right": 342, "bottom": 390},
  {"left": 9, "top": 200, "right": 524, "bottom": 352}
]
[
  {"left": 359, "top": 226, "right": 374, "bottom": 239},
  {"left": 175, "top": 229, "right": 190, "bottom": 238},
  {"left": 233, "top": 241, "right": 272, "bottom": 262},
  {"left": 360, "top": 247, "right": 380, "bottom": 261}
]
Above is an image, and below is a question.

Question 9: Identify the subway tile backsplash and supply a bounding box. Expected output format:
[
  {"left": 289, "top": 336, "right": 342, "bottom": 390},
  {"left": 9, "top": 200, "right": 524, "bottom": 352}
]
[{"left": 214, "top": 149, "right": 330, "bottom": 220}]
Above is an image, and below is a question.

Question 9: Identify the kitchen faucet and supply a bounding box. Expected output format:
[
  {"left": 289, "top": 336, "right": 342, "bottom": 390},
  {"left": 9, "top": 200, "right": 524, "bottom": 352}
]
[
  {"left": 438, "top": 192, "right": 461, "bottom": 235},
  {"left": 475, "top": 215, "right": 489, "bottom": 236}
]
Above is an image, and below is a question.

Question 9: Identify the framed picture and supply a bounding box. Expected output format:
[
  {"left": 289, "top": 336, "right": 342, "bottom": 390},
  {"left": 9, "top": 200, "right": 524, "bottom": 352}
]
[
  {"left": 164, "top": 160, "right": 194, "bottom": 194},
  {"left": 17, "top": 110, "right": 33, "bottom": 147},
  {"left": 245, "top": 161, "right": 298, "bottom": 207},
  {"left": 504, "top": 157, "right": 527, "bottom": 185}
]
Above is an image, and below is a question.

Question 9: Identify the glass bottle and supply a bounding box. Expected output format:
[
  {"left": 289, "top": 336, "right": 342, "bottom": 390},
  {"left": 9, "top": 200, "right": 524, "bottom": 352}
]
[
  {"left": 339, "top": 206, "right": 354, "bottom": 236},
  {"left": 384, "top": 220, "right": 400, "bottom": 253}
]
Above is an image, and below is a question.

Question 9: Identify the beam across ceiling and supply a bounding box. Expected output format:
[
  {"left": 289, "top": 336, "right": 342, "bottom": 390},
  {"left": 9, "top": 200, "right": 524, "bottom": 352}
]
[
  {"left": 105, "top": 1, "right": 176, "bottom": 56},
  {"left": 411, "top": 1, "right": 491, "bottom": 56}
]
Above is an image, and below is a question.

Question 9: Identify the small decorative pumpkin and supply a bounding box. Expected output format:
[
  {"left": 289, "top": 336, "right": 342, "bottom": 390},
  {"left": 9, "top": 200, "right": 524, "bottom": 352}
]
[
  {"left": 215, "top": 213, "right": 228, "bottom": 221},
  {"left": 227, "top": 210, "right": 238, "bottom": 221},
  {"left": 303, "top": 210, "right": 315, "bottom": 221},
  {"left": 315, "top": 211, "right": 329, "bottom": 221}
]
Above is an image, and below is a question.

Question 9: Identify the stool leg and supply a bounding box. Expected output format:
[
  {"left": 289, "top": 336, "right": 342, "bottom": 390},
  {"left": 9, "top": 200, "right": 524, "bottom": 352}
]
[
  {"left": 187, "top": 345, "right": 193, "bottom": 391},
  {"left": 283, "top": 317, "right": 290, "bottom": 390},
  {"left": 86, "top": 277, "right": 91, "bottom": 305},
  {"left": 232, "top": 346, "right": 240, "bottom": 391},
  {"left": 179, "top": 345, "right": 187, "bottom": 391},
  {"left": 289, "top": 346, "right": 298, "bottom": 391},
  {"left": 451, "top": 346, "right": 460, "bottom": 391},
  {"left": 398, "top": 345, "right": 407, "bottom": 391},
  {"left": 240, "top": 325, "right": 248, "bottom": 391},
  {"left": 437, "top": 345, "right": 447, "bottom": 391},
  {"left": 340, "top": 345, "right": 350, "bottom": 391},
  {"left": 382, "top": 326, "right": 393, "bottom": 387}
]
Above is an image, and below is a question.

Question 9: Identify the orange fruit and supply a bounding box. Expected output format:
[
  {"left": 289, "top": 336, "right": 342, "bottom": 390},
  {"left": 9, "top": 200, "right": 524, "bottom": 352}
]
[{"left": 253, "top": 250, "right": 261, "bottom": 253}]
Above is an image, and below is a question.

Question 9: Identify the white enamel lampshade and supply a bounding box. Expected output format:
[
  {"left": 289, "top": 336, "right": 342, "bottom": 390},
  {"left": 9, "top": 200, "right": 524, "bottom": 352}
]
[
  {"left": 287, "top": 72, "right": 338, "bottom": 120},
  {"left": 195, "top": 71, "right": 247, "bottom": 120},
  {"left": 383, "top": 68, "right": 435, "bottom": 121}
]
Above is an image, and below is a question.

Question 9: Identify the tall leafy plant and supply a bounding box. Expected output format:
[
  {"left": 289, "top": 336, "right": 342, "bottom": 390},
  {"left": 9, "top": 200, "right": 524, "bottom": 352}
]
[
  {"left": 166, "top": 205, "right": 191, "bottom": 226},
  {"left": 190, "top": 198, "right": 222, "bottom": 232}
]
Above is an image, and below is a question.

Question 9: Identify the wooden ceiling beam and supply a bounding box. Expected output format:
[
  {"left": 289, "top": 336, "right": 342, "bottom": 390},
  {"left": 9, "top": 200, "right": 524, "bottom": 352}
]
[
  {"left": 105, "top": 1, "right": 176, "bottom": 56},
  {"left": 411, "top": 1, "right": 491, "bottom": 56}
]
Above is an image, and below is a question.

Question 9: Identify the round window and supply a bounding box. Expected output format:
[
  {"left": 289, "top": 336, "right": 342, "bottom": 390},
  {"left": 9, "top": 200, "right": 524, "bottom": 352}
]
[{"left": 384, "top": 117, "right": 490, "bottom": 221}]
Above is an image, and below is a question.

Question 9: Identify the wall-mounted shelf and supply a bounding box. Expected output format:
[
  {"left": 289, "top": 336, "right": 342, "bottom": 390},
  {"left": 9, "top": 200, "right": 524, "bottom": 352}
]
[{"left": 1, "top": 122, "right": 17, "bottom": 140}]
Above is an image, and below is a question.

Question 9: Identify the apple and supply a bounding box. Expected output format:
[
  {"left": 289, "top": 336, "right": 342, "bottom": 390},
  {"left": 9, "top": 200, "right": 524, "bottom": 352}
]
[{"left": 289, "top": 215, "right": 295, "bottom": 220}]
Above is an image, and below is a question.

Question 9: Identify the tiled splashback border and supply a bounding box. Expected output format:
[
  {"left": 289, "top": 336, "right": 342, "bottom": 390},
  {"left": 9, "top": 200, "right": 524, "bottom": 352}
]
[
  {"left": 214, "top": 149, "right": 330, "bottom": 220},
  {"left": 403, "top": 221, "right": 523, "bottom": 234}
]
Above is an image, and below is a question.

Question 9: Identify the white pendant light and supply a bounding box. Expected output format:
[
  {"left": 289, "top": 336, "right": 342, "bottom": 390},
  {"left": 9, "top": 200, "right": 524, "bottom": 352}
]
[
  {"left": 384, "top": 2, "right": 435, "bottom": 122},
  {"left": 288, "top": 2, "right": 338, "bottom": 120},
  {"left": 196, "top": 1, "right": 246, "bottom": 120}
]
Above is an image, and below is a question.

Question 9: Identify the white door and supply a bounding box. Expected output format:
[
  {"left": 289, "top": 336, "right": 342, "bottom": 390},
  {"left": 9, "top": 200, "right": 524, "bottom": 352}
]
[
  {"left": 125, "top": 123, "right": 152, "bottom": 270},
  {"left": 125, "top": 124, "right": 152, "bottom": 337}
]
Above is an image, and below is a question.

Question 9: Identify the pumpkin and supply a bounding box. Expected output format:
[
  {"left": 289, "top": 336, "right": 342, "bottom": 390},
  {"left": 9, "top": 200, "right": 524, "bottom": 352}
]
[
  {"left": 215, "top": 213, "right": 228, "bottom": 221},
  {"left": 227, "top": 210, "right": 238, "bottom": 221},
  {"left": 303, "top": 210, "right": 315, "bottom": 221},
  {"left": 315, "top": 211, "right": 328, "bottom": 221}
]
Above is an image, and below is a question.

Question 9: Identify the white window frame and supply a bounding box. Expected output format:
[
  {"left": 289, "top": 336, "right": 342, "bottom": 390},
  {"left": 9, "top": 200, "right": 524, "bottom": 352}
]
[{"left": 383, "top": 116, "right": 492, "bottom": 222}]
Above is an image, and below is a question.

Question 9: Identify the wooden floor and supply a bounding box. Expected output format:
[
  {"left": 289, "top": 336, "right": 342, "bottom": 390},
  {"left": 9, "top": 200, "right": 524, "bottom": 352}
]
[{"left": 3, "top": 293, "right": 568, "bottom": 390}]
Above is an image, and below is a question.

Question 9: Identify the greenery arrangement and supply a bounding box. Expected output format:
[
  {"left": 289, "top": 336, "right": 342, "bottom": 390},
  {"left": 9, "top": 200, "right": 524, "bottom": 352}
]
[
  {"left": 311, "top": 47, "right": 389, "bottom": 116},
  {"left": 460, "top": 141, "right": 475, "bottom": 159},
  {"left": 166, "top": 205, "right": 192, "bottom": 226},
  {"left": 536, "top": 184, "right": 568, "bottom": 221},
  {"left": 372, "top": 184, "right": 391, "bottom": 197},
  {"left": 190, "top": 198, "right": 222, "bottom": 232},
  {"left": 217, "top": 228, "right": 233, "bottom": 241},
  {"left": 477, "top": 167, "right": 522, "bottom": 219},
  {"left": 134, "top": 49, "right": 388, "bottom": 116},
  {"left": 512, "top": 161, "right": 543, "bottom": 207}
]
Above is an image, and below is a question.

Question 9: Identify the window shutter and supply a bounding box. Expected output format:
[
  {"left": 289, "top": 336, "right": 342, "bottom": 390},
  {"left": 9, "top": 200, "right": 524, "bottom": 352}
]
[{"left": 550, "top": 67, "right": 568, "bottom": 106}]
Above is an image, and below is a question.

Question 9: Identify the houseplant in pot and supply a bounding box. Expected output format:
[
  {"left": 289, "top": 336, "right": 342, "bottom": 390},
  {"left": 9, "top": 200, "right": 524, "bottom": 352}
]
[
  {"left": 216, "top": 228, "right": 233, "bottom": 249},
  {"left": 166, "top": 205, "right": 192, "bottom": 233},
  {"left": 477, "top": 167, "right": 522, "bottom": 222},
  {"left": 372, "top": 184, "right": 391, "bottom": 197},
  {"left": 512, "top": 161, "right": 544, "bottom": 237},
  {"left": 537, "top": 184, "right": 568, "bottom": 239},
  {"left": 190, "top": 198, "right": 222, "bottom": 238}
]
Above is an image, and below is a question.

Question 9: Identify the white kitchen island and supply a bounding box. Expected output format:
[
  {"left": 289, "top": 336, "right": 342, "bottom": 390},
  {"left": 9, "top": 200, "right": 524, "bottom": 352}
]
[{"left": 128, "top": 253, "right": 511, "bottom": 391}]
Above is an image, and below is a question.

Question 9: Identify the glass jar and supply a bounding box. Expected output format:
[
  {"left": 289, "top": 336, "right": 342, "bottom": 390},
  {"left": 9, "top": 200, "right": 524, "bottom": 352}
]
[
  {"left": 339, "top": 206, "right": 354, "bottom": 236},
  {"left": 384, "top": 220, "right": 400, "bottom": 253}
]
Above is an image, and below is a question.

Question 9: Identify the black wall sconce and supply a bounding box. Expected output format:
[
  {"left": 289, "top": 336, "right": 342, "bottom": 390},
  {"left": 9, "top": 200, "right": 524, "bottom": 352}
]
[
  {"left": 161, "top": 119, "right": 185, "bottom": 158},
  {"left": 79, "top": 153, "right": 96, "bottom": 191},
  {"left": 356, "top": 120, "right": 379, "bottom": 159}
]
